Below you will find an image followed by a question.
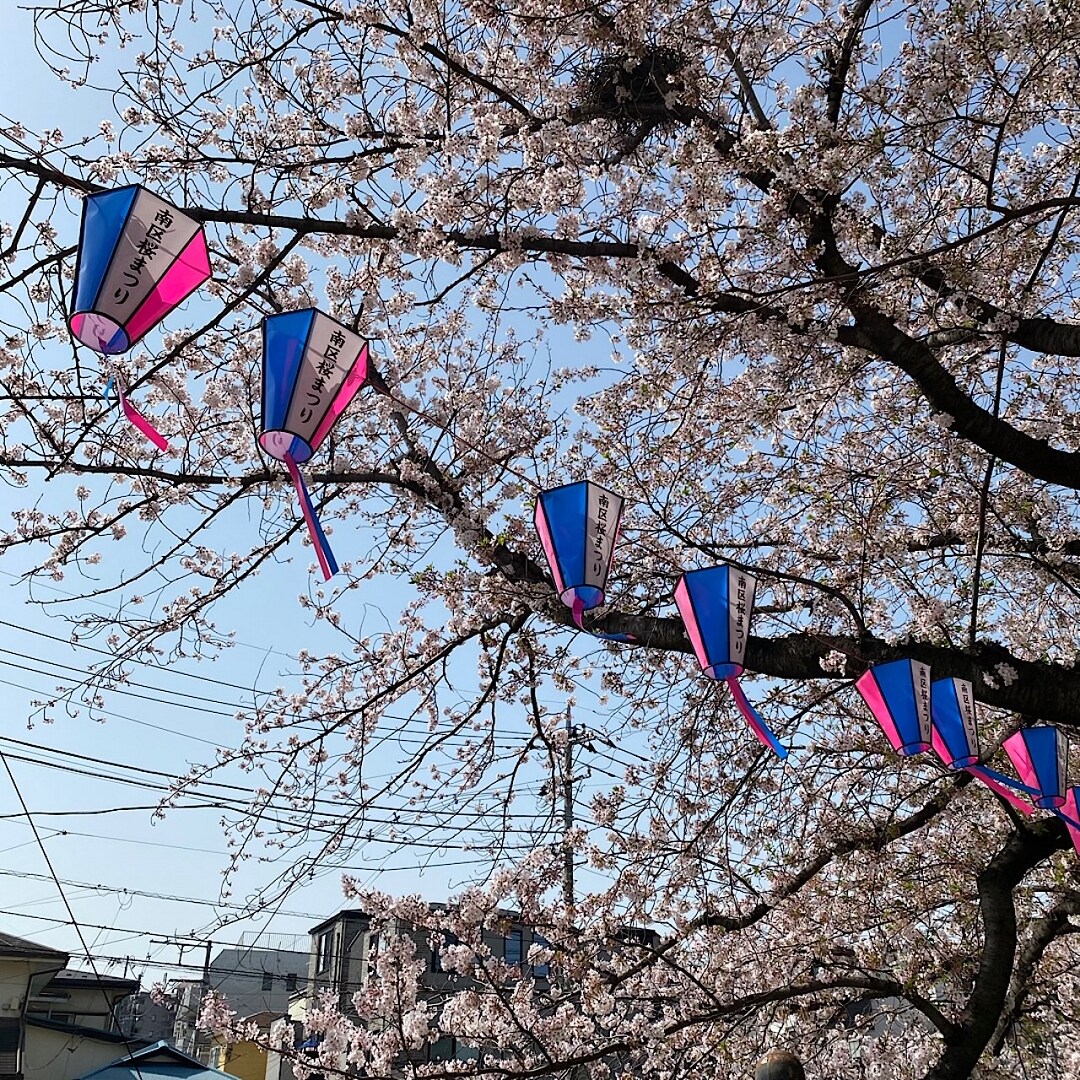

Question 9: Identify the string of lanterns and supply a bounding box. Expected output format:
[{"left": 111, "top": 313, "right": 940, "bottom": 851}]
[{"left": 64, "top": 184, "right": 1080, "bottom": 829}]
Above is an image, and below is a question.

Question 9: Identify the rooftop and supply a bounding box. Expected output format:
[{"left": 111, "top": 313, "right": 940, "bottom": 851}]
[
  {"left": 77, "top": 1040, "right": 234, "bottom": 1079},
  {"left": 0, "top": 931, "right": 69, "bottom": 961},
  {"left": 50, "top": 968, "right": 140, "bottom": 990}
]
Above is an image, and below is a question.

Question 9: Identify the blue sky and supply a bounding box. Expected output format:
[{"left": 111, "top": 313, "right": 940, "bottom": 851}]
[
  {"left": 0, "top": 2, "right": 652, "bottom": 994},
  {"left": 0, "top": 4, "right": 510, "bottom": 986}
]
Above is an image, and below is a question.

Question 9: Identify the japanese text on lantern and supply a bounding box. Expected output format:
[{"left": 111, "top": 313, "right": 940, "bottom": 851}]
[
  {"left": 299, "top": 329, "right": 348, "bottom": 424},
  {"left": 592, "top": 493, "right": 609, "bottom": 577},
  {"left": 917, "top": 664, "right": 930, "bottom": 716},
  {"left": 959, "top": 679, "right": 976, "bottom": 743},
  {"left": 113, "top": 208, "right": 174, "bottom": 305},
  {"left": 734, "top": 574, "right": 748, "bottom": 658}
]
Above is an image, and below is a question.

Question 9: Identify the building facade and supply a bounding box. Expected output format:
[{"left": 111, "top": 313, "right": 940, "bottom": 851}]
[
  {"left": 0, "top": 932, "right": 158, "bottom": 1080},
  {"left": 115, "top": 990, "right": 177, "bottom": 1043},
  {"left": 171, "top": 947, "right": 308, "bottom": 1063}
]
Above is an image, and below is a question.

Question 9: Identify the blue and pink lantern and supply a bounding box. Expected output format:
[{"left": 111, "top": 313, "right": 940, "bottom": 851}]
[
  {"left": 1003, "top": 727, "right": 1068, "bottom": 810},
  {"left": 259, "top": 308, "right": 370, "bottom": 580},
  {"left": 856, "top": 659, "right": 932, "bottom": 756},
  {"left": 534, "top": 481, "right": 631, "bottom": 641},
  {"left": 674, "top": 566, "right": 786, "bottom": 759},
  {"left": 69, "top": 184, "right": 212, "bottom": 450},
  {"left": 930, "top": 677, "right": 1034, "bottom": 813}
]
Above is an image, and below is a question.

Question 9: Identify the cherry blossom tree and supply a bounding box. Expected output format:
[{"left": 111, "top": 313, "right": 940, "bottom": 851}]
[{"left": 4, "top": 0, "right": 1080, "bottom": 1076}]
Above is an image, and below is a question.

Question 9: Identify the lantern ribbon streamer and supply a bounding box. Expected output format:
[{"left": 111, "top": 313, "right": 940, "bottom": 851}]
[
  {"left": 1054, "top": 808, "right": 1080, "bottom": 832},
  {"left": 965, "top": 766, "right": 1034, "bottom": 814},
  {"left": 969, "top": 763, "right": 1040, "bottom": 797},
  {"left": 112, "top": 381, "right": 169, "bottom": 451},
  {"left": 570, "top": 595, "right": 634, "bottom": 643},
  {"left": 284, "top": 453, "right": 338, "bottom": 581},
  {"left": 725, "top": 676, "right": 788, "bottom": 759},
  {"left": 102, "top": 376, "right": 114, "bottom": 400}
]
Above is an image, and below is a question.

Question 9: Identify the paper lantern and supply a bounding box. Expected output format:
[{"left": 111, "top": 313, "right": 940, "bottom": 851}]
[
  {"left": 534, "top": 481, "right": 630, "bottom": 641},
  {"left": 69, "top": 184, "right": 211, "bottom": 450},
  {"left": 856, "top": 659, "right": 932, "bottom": 756},
  {"left": 259, "top": 308, "right": 370, "bottom": 580},
  {"left": 70, "top": 184, "right": 210, "bottom": 354},
  {"left": 1003, "top": 727, "right": 1068, "bottom": 809},
  {"left": 930, "top": 677, "right": 981, "bottom": 768},
  {"left": 930, "top": 677, "right": 1034, "bottom": 813},
  {"left": 674, "top": 565, "right": 786, "bottom": 759}
]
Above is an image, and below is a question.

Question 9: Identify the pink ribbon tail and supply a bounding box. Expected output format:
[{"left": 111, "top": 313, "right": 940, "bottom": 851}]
[
  {"left": 285, "top": 453, "right": 337, "bottom": 581},
  {"left": 725, "top": 677, "right": 788, "bottom": 759},
  {"left": 118, "top": 385, "right": 169, "bottom": 451},
  {"left": 964, "top": 766, "right": 1034, "bottom": 814}
]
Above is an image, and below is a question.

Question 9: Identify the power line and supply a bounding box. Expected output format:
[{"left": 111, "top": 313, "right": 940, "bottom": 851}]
[
  {"left": 0, "top": 745, "right": 557, "bottom": 837},
  {"left": 0, "top": 614, "right": 544, "bottom": 743},
  {"left": 0, "top": 867, "right": 322, "bottom": 918},
  {"left": 0, "top": 750, "right": 149, "bottom": 1078},
  {"left": 0, "top": 735, "right": 548, "bottom": 819}
]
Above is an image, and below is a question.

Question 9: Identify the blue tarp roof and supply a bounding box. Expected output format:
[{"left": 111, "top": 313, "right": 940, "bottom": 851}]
[{"left": 77, "top": 1041, "right": 235, "bottom": 1080}]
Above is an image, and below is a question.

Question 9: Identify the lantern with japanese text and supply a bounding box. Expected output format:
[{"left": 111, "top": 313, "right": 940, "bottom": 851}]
[
  {"left": 930, "top": 677, "right": 1034, "bottom": 813},
  {"left": 534, "top": 481, "right": 631, "bottom": 641},
  {"left": 856, "top": 659, "right": 932, "bottom": 756},
  {"left": 674, "top": 566, "right": 787, "bottom": 759},
  {"left": 1003, "top": 727, "right": 1068, "bottom": 809},
  {"left": 259, "top": 308, "right": 370, "bottom": 580},
  {"left": 69, "top": 184, "right": 212, "bottom": 449}
]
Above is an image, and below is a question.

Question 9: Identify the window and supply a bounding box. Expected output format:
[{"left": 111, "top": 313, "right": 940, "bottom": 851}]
[
  {"left": 0, "top": 1018, "right": 19, "bottom": 1075},
  {"left": 504, "top": 926, "right": 523, "bottom": 966},
  {"left": 431, "top": 931, "right": 459, "bottom": 973},
  {"left": 285, "top": 972, "right": 298, "bottom": 992},
  {"left": 532, "top": 934, "right": 551, "bottom": 978},
  {"left": 315, "top": 929, "right": 334, "bottom": 973},
  {"left": 262, "top": 972, "right": 273, "bottom": 991}
]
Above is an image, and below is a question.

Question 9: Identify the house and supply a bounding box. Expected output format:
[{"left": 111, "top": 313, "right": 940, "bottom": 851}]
[
  {"left": 27, "top": 968, "right": 139, "bottom": 1031},
  {"left": 115, "top": 989, "right": 177, "bottom": 1042},
  {"left": 0, "top": 931, "right": 68, "bottom": 1080},
  {"left": 207, "top": 1010, "right": 276, "bottom": 1080},
  {"left": 0, "top": 932, "right": 152, "bottom": 1080},
  {"left": 74, "top": 1040, "right": 236, "bottom": 1079},
  {"left": 284, "top": 905, "right": 554, "bottom": 1074},
  {"left": 265, "top": 904, "right": 660, "bottom": 1079}
]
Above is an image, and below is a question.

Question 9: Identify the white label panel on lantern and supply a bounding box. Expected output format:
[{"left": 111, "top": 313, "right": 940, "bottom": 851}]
[
  {"left": 284, "top": 313, "right": 365, "bottom": 446},
  {"left": 98, "top": 189, "right": 200, "bottom": 319},
  {"left": 584, "top": 484, "right": 622, "bottom": 592},
  {"left": 1057, "top": 731, "right": 1070, "bottom": 791},
  {"left": 955, "top": 678, "right": 979, "bottom": 755},
  {"left": 913, "top": 661, "right": 932, "bottom": 742},
  {"left": 727, "top": 567, "right": 756, "bottom": 666}
]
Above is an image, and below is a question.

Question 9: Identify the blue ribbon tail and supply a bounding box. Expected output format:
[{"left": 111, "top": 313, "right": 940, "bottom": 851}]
[
  {"left": 971, "top": 764, "right": 1041, "bottom": 797},
  {"left": 301, "top": 480, "right": 339, "bottom": 578},
  {"left": 286, "top": 455, "right": 338, "bottom": 579},
  {"left": 1053, "top": 807, "right": 1080, "bottom": 832},
  {"left": 726, "top": 677, "right": 788, "bottom": 760},
  {"left": 103, "top": 375, "right": 115, "bottom": 400}
]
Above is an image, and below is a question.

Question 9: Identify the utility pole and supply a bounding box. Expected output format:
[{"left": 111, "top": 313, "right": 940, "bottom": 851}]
[
  {"left": 560, "top": 715, "right": 599, "bottom": 910},
  {"left": 563, "top": 711, "right": 575, "bottom": 910},
  {"left": 150, "top": 936, "right": 213, "bottom": 984},
  {"left": 151, "top": 936, "right": 214, "bottom": 1057}
]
